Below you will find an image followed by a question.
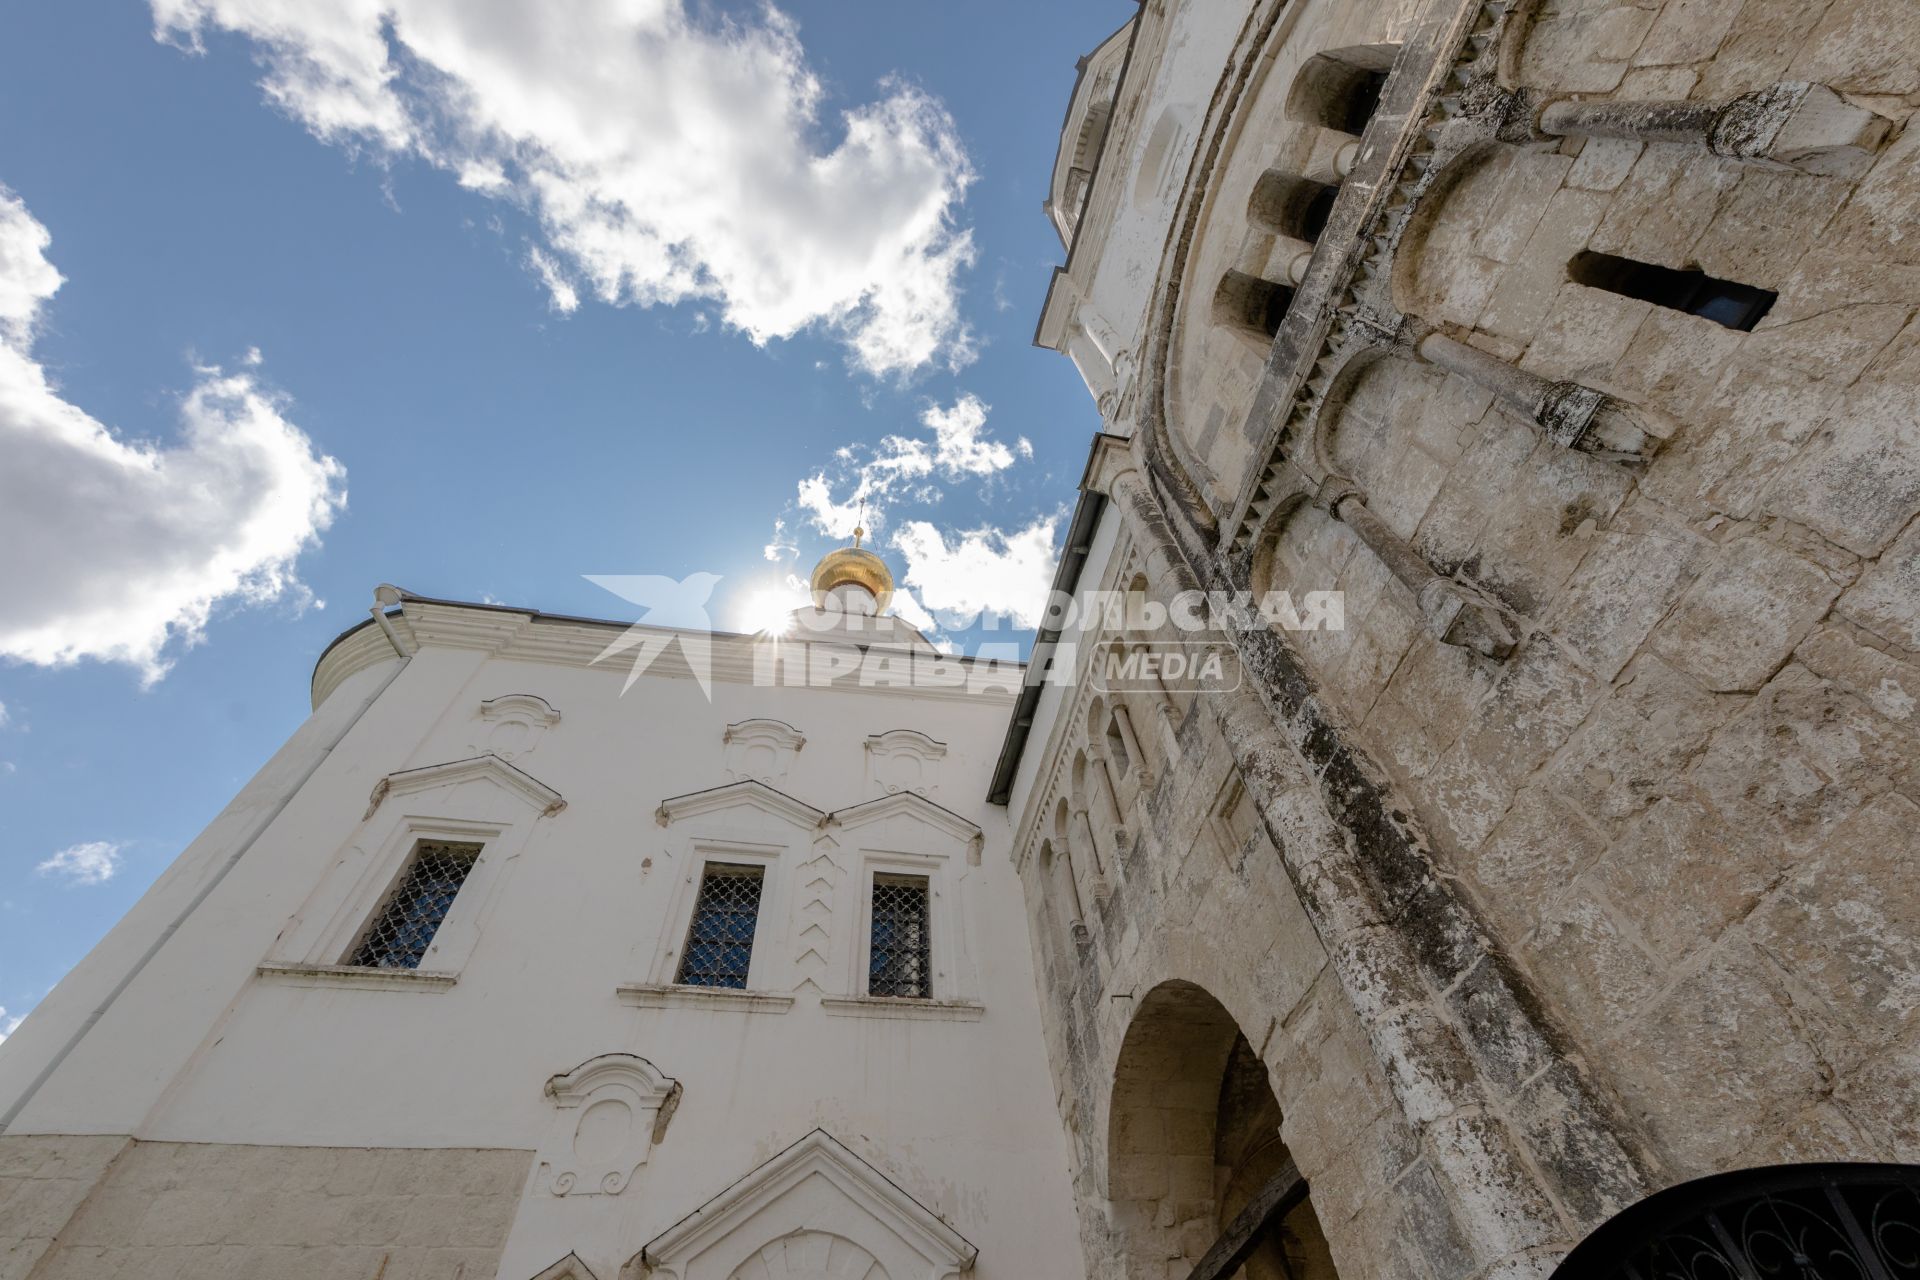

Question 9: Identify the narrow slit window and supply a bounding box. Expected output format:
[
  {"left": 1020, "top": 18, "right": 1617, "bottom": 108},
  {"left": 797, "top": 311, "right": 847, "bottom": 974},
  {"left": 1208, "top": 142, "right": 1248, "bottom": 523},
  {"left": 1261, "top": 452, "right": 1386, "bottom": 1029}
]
[
  {"left": 349, "top": 841, "right": 482, "bottom": 970},
  {"left": 676, "top": 864, "right": 765, "bottom": 989},
  {"left": 868, "top": 874, "right": 932, "bottom": 999},
  {"left": 1567, "top": 250, "right": 1776, "bottom": 331}
]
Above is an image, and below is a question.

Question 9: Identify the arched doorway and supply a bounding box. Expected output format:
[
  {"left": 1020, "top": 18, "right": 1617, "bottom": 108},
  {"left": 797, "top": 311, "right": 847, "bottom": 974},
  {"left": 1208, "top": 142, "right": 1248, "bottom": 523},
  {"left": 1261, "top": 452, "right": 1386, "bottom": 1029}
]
[{"left": 1107, "top": 980, "right": 1337, "bottom": 1279}]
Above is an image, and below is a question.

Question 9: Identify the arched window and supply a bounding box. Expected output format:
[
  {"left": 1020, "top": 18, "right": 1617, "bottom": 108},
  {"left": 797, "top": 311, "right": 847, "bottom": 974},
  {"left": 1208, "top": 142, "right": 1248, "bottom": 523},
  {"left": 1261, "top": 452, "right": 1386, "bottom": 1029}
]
[
  {"left": 1286, "top": 44, "right": 1400, "bottom": 137},
  {"left": 1213, "top": 270, "right": 1295, "bottom": 342}
]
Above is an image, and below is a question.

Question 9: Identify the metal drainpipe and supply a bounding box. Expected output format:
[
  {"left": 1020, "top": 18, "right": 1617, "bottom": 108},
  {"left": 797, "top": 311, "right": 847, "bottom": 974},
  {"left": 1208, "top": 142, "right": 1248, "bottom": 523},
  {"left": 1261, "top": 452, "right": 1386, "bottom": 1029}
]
[{"left": 0, "top": 589, "right": 414, "bottom": 1135}]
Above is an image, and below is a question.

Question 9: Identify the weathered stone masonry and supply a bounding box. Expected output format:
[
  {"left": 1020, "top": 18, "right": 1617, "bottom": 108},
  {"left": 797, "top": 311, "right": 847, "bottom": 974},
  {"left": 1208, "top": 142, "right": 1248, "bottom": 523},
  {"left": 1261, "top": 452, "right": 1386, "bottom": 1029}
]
[{"left": 1019, "top": 0, "right": 1920, "bottom": 1276}]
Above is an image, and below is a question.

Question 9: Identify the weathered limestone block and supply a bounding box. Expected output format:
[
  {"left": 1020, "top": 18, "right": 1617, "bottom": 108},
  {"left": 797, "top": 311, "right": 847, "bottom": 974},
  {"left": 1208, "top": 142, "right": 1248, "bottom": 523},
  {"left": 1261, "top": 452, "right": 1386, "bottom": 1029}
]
[
  {"left": 1792, "top": 0, "right": 1920, "bottom": 94},
  {"left": 1607, "top": 939, "right": 1831, "bottom": 1173},
  {"left": 1589, "top": 795, "right": 1769, "bottom": 962},
  {"left": 1795, "top": 626, "right": 1919, "bottom": 726},
  {"left": 1837, "top": 517, "right": 1920, "bottom": 652},
  {"left": 1691, "top": 662, "right": 1915, "bottom": 857},
  {"left": 1747, "top": 793, "right": 1920, "bottom": 1046},
  {"left": 19, "top": 1141, "right": 529, "bottom": 1280},
  {"left": 1548, "top": 503, "right": 1711, "bottom": 680},
  {"left": 1466, "top": 787, "right": 1609, "bottom": 941},
  {"left": 1649, "top": 536, "right": 1843, "bottom": 692},
  {"left": 1547, "top": 655, "right": 1736, "bottom": 824}
]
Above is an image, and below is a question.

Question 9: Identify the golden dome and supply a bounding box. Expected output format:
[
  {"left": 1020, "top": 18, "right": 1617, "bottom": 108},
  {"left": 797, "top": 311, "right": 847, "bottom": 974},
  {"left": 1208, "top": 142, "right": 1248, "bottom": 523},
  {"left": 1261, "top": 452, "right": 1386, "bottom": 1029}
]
[{"left": 809, "top": 527, "right": 894, "bottom": 613}]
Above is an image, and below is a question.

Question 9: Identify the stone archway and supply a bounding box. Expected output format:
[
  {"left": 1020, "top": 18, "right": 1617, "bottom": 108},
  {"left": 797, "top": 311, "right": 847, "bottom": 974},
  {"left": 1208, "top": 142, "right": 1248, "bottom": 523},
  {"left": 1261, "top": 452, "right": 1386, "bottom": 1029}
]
[{"left": 1106, "top": 980, "right": 1336, "bottom": 1280}]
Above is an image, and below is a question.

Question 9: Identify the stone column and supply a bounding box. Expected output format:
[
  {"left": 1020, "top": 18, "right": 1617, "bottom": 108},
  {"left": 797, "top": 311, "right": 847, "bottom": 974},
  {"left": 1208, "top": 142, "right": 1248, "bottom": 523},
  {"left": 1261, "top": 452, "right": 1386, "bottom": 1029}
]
[
  {"left": 1416, "top": 331, "right": 1670, "bottom": 460},
  {"left": 1535, "top": 81, "right": 1889, "bottom": 175},
  {"left": 1317, "top": 475, "right": 1517, "bottom": 660},
  {"left": 1054, "top": 843, "right": 1091, "bottom": 949},
  {"left": 1091, "top": 439, "right": 1655, "bottom": 1275},
  {"left": 1069, "top": 805, "right": 1109, "bottom": 901},
  {"left": 1109, "top": 702, "right": 1153, "bottom": 791}
]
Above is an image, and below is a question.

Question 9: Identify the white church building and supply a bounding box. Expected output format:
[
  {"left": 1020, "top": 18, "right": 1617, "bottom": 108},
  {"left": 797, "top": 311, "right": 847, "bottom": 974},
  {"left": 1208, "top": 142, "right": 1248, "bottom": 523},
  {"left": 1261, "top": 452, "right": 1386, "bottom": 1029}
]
[{"left": 0, "top": 546, "right": 1088, "bottom": 1279}]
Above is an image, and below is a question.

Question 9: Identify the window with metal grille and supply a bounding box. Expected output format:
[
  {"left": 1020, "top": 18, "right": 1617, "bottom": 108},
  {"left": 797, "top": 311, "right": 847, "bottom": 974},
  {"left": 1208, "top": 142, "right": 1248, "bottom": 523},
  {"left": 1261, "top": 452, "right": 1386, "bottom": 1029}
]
[
  {"left": 868, "top": 874, "right": 932, "bottom": 999},
  {"left": 675, "top": 864, "right": 765, "bottom": 989},
  {"left": 348, "top": 841, "right": 481, "bottom": 970}
]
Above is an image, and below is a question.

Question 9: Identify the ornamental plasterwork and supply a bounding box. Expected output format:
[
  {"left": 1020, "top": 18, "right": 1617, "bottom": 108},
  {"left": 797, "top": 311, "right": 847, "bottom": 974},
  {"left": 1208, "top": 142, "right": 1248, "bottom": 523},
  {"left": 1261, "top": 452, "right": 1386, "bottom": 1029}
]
[
  {"left": 472, "top": 693, "right": 563, "bottom": 761},
  {"left": 723, "top": 718, "right": 806, "bottom": 784},
  {"left": 863, "top": 729, "right": 948, "bottom": 797},
  {"left": 538, "top": 1054, "right": 681, "bottom": 1198}
]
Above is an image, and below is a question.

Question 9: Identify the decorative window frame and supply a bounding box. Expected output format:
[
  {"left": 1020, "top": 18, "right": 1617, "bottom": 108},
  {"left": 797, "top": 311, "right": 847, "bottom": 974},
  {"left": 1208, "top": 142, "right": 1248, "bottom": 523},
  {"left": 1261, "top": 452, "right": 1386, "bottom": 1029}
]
[
  {"left": 260, "top": 755, "right": 562, "bottom": 990},
  {"left": 823, "top": 793, "right": 984, "bottom": 1019},
  {"left": 619, "top": 780, "right": 825, "bottom": 1013},
  {"left": 643, "top": 838, "right": 789, "bottom": 995}
]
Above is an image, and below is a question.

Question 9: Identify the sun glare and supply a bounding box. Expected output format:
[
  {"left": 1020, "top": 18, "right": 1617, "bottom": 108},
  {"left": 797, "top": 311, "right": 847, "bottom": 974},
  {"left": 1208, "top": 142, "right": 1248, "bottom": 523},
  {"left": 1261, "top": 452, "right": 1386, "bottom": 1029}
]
[{"left": 741, "top": 585, "right": 804, "bottom": 636}]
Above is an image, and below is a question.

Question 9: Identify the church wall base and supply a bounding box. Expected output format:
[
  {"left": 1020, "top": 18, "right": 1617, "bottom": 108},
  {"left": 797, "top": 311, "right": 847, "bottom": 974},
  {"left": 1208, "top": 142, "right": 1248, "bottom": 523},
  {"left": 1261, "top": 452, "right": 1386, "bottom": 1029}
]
[{"left": 0, "top": 1135, "right": 532, "bottom": 1280}]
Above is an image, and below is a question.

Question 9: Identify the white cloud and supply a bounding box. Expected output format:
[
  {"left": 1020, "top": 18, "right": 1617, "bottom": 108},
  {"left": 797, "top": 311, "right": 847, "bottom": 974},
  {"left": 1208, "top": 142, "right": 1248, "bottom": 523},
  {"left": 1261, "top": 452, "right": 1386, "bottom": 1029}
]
[
  {"left": 790, "top": 393, "right": 1025, "bottom": 542},
  {"left": 37, "top": 840, "right": 125, "bottom": 886},
  {"left": 891, "top": 515, "right": 1059, "bottom": 630},
  {"left": 763, "top": 519, "right": 798, "bottom": 563},
  {"left": 526, "top": 246, "right": 579, "bottom": 314},
  {"left": 921, "top": 394, "right": 1023, "bottom": 478},
  {"left": 0, "top": 187, "right": 345, "bottom": 682},
  {"left": 152, "top": 0, "right": 977, "bottom": 377},
  {"left": 0, "top": 700, "right": 9, "bottom": 729},
  {"left": 0, "top": 1007, "right": 22, "bottom": 1043}
]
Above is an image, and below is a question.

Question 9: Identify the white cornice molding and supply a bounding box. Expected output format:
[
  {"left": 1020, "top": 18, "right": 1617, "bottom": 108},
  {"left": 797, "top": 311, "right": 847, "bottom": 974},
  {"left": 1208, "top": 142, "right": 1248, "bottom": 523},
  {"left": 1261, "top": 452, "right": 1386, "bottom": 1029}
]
[
  {"left": 638, "top": 1128, "right": 977, "bottom": 1276},
  {"left": 654, "top": 779, "right": 826, "bottom": 830},
  {"left": 313, "top": 600, "right": 1023, "bottom": 711},
  {"left": 367, "top": 754, "right": 567, "bottom": 819}
]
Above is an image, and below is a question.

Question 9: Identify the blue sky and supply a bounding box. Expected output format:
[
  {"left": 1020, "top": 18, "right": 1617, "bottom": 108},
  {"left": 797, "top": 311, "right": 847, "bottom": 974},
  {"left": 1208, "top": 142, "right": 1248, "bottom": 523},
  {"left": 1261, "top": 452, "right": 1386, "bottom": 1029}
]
[{"left": 0, "top": 0, "right": 1126, "bottom": 1034}]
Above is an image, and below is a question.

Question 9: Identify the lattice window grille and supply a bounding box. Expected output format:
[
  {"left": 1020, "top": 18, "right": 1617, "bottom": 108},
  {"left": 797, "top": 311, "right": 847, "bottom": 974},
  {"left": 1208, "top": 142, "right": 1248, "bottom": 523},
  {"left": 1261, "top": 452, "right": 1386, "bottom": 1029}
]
[
  {"left": 676, "top": 864, "right": 766, "bottom": 989},
  {"left": 349, "top": 841, "right": 482, "bottom": 970},
  {"left": 868, "top": 874, "right": 932, "bottom": 999}
]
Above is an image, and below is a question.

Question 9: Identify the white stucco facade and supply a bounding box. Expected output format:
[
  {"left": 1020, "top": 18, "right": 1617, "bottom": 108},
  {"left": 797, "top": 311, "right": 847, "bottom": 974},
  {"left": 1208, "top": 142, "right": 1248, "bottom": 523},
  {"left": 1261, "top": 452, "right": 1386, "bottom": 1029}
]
[{"left": 0, "top": 594, "right": 1084, "bottom": 1280}]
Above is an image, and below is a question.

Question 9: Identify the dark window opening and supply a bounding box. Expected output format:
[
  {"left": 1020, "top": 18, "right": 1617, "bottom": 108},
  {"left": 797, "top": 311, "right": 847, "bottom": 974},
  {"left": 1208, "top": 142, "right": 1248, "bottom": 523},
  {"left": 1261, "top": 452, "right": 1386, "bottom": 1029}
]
[
  {"left": 1568, "top": 250, "right": 1776, "bottom": 331},
  {"left": 868, "top": 874, "right": 932, "bottom": 999},
  {"left": 1249, "top": 171, "right": 1340, "bottom": 244},
  {"left": 1213, "top": 271, "right": 1295, "bottom": 341},
  {"left": 1337, "top": 69, "right": 1389, "bottom": 135},
  {"left": 676, "top": 863, "right": 765, "bottom": 989},
  {"left": 349, "top": 841, "right": 481, "bottom": 970},
  {"left": 1287, "top": 45, "right": 1400, "bottom": 136},
  {"left": 1299, "top": 185, "right": 1339, "bottom": 243}
]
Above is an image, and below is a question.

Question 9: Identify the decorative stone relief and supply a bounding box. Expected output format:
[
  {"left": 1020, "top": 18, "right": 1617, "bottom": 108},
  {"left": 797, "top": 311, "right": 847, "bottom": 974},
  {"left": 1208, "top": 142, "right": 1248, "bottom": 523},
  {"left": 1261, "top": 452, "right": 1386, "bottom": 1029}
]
[
  {"left": 539, "top": 1055, "right": 680, "bottom": 1197},
  {"left": 863, "top": 730, "right": 947, "bottom": 797},
  {"left": 472, "top": 694, "right": 562, "bottom": 761},
  {"left": 633, "top": 1129, "right": 975, "bottom": 1280},
  {"left": 729, "top": 1234, "right": 885, "bottom": 1280},
  {"left": 723, "top": 719, "right": 806, "bottom": 785}
]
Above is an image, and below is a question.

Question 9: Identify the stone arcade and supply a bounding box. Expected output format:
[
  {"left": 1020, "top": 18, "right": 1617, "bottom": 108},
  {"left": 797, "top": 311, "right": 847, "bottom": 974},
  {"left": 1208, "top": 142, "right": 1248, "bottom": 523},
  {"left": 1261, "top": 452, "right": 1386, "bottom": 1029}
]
[{"left": 4, "top": 0, "right": 1919, "bottom": 1277}]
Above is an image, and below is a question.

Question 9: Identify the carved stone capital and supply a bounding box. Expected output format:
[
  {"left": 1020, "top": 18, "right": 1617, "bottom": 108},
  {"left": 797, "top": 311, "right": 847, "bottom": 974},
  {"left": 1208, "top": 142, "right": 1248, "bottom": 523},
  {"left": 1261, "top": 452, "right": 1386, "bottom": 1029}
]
[
  {"left": 1709, "top": 81, "right": 1892, "bottom": 175},
  {"left": 1417, "top": 578, "right": 1517, "bottom": 660}
]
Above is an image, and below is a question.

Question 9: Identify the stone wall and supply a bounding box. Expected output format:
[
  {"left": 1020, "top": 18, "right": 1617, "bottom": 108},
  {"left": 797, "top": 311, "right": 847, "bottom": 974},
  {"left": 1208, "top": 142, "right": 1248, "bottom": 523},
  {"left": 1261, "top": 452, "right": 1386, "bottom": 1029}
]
[
  {"left": 1021, "top": 0, "right": 1920, "bottom": 1275},
  {"left": 0, "top": 1137, "right": 530, "bottom": 1280}
]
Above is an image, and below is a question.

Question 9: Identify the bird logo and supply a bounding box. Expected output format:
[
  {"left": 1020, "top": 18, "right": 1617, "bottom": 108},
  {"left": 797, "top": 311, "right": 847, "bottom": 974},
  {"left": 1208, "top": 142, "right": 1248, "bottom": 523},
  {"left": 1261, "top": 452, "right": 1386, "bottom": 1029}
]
[{"left": 583, "top": 573, "right": 724, "bottom": 700}]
